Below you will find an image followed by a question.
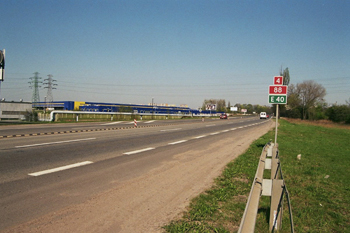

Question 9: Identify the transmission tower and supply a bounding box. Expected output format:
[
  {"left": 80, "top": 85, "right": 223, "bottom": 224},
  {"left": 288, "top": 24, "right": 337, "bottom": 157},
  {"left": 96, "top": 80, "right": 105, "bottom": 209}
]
[
  {"left": 43, "top": 74, "right": 57, "bottom": 108},
  {"left": 29, "top": 72, "right": 42, "bottom": 103}
]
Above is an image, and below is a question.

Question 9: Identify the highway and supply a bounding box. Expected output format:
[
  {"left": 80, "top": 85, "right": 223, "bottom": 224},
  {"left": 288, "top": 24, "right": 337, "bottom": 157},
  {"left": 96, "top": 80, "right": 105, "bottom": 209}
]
[{"left": 0, "top": 116, "right": 273, "bottom": 232}]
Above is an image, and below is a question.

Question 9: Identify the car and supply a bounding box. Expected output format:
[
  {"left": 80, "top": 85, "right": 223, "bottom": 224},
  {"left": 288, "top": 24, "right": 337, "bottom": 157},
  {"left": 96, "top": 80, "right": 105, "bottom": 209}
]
[
  {"left": 220, "top": 113, "right": 228, "bottom": 119},
  {"left": 260, "top": 112, "right": 267, "bottom": 119}
]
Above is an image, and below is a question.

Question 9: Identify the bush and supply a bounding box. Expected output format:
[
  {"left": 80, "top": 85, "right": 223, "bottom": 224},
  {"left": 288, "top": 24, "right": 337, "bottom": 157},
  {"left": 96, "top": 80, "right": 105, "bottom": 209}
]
[
  {"left": 24, "top": 110, "right": 38, "bottom": 122},
  {"left": 284, "top": 108, "right": 301, "bottom": 119},
  {"left": 326, "top": 105, "right": 350, "bottom": 123}
]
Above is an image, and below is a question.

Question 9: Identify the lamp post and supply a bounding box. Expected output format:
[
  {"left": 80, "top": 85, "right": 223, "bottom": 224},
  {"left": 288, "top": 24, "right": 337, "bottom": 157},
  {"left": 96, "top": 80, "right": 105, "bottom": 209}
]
[{"left": 152, "top": 97, "right": 154, "bottom": 119}]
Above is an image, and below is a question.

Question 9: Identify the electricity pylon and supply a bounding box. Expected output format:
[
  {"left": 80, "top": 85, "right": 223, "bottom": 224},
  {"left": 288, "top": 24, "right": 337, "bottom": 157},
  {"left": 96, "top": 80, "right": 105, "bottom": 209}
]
[
  {"left": 29, "top": 72, "right": 42, "bottom": 103},
  {"left": 43, "top": 74, "right": 57, "bottom": 108}
]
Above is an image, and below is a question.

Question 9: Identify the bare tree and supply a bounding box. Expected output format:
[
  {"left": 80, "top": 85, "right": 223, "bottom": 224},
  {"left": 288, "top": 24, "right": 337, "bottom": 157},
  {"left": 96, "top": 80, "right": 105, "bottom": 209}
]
[
  {"left": 296, "top": 80, "right": 326, "bottom": 119},
  {"left": 286, "top": 83, "right": 302, "bottom": 109},
  {"left": 346, "top": 98, "right": 350, "bottom": 107}
]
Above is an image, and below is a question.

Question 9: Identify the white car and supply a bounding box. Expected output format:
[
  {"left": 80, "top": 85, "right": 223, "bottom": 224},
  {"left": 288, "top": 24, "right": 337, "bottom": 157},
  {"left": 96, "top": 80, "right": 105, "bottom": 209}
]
[{"left": 260, "top": 112, "right": 267, "bottom": 119}]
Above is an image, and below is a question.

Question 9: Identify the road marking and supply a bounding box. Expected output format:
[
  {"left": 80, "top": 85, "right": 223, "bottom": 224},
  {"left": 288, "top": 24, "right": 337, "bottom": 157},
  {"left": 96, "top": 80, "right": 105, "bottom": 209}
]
[
  {"left": 221, "top": 130, "right": 230, "bottom": 132},
  {"left": 231, "top": 128, "right": 237, "bottom": 130},
  {"left": 101, "top": 121, "right": 123, "bottom": 125},
  {"left": 210, "top": 132, "right": 220, "bottom": 135},
  {"left": 16, "top": 138, "right": 96, "bottom": 148},
  {"left": 194, "top": 135, "right": 207, "bottom": 139},
  {"left": 145, "top": 120, "right": 156, "bottom": 124},
  {"left": 123, "top": 147, "right": 155, "bottom": 155},
  {"left": 28, "top": 161, "right": 93, "bottom": 177},
  {"left": 168, "top": 140, "right": 187, "bottom": 145},
  {"left": 160, "top": 128, "right": 182, "bottom": 132}
]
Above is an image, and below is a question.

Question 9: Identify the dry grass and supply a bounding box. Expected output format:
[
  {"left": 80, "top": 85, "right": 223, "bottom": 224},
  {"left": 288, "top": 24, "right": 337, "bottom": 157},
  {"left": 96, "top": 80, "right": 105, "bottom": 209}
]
[{"left": 282, "top": 117, "right": 350, "bottom": 130}]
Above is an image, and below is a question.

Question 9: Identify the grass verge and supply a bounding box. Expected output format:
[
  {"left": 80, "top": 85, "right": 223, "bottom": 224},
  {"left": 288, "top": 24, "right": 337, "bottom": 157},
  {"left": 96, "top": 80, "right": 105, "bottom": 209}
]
[{"left": 163, "top": 119, "right": 350, "bottom": 232}]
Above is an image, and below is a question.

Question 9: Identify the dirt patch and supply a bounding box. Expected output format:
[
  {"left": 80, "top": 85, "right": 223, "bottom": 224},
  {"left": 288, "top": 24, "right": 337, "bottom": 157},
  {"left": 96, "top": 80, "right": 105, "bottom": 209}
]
[{"left": 3, "top": 121, "right": 274, "bottom": 233}]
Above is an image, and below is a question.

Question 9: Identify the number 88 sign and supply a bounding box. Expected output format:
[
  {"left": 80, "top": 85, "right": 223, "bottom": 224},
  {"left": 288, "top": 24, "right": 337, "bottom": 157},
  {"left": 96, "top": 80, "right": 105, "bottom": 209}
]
[{"left": 269, "top": 85, "right": 288, "bottom": 95}]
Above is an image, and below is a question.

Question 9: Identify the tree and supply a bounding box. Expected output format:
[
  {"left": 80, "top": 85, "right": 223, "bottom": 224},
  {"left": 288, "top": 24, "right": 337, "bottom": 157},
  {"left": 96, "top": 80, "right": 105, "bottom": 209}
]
[
  {"left": 287, "top": 80, "right": 326, "bottom": 120},
  {"left": 280, "top": 67, "right": 290, "bottom": 85},
  {"left": 346, "top": 98, "right": 350, "bottom": 107}
]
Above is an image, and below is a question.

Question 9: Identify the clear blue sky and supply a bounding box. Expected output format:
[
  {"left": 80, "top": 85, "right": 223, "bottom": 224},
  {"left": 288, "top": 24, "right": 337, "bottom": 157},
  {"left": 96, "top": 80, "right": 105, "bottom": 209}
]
[{"left": 1, "top": 0, "right": 349, "bottom": 108}]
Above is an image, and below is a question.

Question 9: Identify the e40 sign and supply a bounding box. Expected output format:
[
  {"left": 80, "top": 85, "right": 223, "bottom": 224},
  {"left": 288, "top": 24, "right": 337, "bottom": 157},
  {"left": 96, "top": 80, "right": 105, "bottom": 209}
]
[{"left": 269, "top": 95, "right": 287, "bottom": 104}]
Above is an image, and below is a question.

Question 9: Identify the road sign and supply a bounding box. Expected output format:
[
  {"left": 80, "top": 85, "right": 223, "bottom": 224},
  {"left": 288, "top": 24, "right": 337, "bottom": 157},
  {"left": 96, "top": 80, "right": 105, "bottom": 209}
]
[
  {"left": 269, "top": 85, "right": 288, "bottom": 95},
  {"left": 269, "top": 95, "right": 287, "bottom": 104},
  {"left": 273, "top": 76, "right": 283, "bottom": 85}
]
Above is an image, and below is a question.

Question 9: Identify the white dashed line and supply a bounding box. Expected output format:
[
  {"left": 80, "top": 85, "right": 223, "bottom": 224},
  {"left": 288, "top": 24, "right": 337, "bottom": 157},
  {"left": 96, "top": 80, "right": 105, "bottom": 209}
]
[
  {"left": 210, "top": 132, "right": 220, "bottom": 135},
  {"left": 145, "top": 120, "right": 156, "bottom": 124},
  {"left": 194, "top": 135, "right": 207, "bottom": 139},
  {"left": 168, "top": 140, "right": 187, "bottom": 145},
  {"left": 160, "top": 128, "right": 182, "bottom": 132},
  {"left": 28, "top": 161, "right": 93, "bottom": 177},
  {"left": 100, "top": 121, "right": 123, "bottom": 125},
  {"left": 16, "top": 138, "right": 96, "bottom": 148},
  {"left": 123, "top": 147, "right": 155, "bottom": 155}
]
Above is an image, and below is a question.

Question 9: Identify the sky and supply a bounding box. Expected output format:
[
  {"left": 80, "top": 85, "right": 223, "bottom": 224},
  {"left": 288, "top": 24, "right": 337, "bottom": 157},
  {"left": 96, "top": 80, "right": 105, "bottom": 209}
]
[{"left": 1, "top": 0, "right": 349, "bottom": 109}]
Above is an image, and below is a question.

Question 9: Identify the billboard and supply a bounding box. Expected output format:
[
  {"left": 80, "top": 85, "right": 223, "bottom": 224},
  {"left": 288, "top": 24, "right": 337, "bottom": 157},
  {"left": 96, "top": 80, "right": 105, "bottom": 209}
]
[
  {"left": 230, "top": 106, "right": 238, "bottom": 112},
  {"left": 206, "top": 104, "right": 217, "bottom": 110}
]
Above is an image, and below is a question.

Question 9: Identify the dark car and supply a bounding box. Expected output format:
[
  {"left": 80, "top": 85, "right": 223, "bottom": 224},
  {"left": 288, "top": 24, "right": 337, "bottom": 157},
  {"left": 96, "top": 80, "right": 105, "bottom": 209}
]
[{"left": 220, "top": 113, "right": 228, "bottom": 119}]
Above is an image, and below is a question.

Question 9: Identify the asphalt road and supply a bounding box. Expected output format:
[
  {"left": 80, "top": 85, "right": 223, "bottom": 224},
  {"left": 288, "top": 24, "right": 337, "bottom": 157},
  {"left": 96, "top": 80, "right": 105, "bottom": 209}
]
[{"left": 0, "top": 116, "right": 270, "bottom": 231}]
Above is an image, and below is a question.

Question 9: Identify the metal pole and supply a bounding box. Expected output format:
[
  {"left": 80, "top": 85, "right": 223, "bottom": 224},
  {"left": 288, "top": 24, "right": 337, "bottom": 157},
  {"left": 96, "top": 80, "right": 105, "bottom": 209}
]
[
  {"left": 274, "top": 104, "right": 279, "bottom": 145},
  {"left": 152, "top": 97, "right": 154, "bottom": 119}
]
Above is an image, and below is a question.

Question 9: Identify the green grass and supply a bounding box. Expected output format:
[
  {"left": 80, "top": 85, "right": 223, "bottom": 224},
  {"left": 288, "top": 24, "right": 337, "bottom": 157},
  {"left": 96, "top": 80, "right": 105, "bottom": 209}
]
[{"left": 163, "top": 119, "right": 350, "bottom": 232}]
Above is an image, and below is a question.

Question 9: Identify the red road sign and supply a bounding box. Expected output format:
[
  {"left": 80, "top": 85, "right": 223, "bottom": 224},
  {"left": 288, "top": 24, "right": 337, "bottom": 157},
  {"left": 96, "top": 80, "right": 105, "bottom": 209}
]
[
  {"left": 269, "top": 85, "right": 288, "bottom": 95},
  {"left": 274, "top": 76, "right": 283, "bottom": 85}
]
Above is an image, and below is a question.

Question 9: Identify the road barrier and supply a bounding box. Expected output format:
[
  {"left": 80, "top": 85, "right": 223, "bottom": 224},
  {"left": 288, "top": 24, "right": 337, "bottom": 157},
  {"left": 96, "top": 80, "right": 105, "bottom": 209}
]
[{"left": 238, "top": 142, "right": 294, "bottom": 233}]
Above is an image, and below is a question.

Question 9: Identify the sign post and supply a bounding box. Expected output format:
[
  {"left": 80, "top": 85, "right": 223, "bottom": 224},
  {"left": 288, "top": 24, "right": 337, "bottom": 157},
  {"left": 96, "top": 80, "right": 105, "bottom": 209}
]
[
  {"left": 268, "top": 76, "right": 288, "bottom": 145},
  {"left": 268, "top": 76, "right": 287, "bottom": 232}
]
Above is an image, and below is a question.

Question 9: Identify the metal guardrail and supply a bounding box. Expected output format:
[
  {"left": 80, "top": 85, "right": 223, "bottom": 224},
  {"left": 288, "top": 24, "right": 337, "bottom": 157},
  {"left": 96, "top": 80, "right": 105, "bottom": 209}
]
[{"left": 238, "top": 142, "right": 294, "bottom": 233}]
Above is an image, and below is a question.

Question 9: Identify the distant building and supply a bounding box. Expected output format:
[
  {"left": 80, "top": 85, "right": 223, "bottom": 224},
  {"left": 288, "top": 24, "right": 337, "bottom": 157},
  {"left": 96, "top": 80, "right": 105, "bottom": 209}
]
[{"left": 0, "top": 100, "right": 32, "bottom": 121}]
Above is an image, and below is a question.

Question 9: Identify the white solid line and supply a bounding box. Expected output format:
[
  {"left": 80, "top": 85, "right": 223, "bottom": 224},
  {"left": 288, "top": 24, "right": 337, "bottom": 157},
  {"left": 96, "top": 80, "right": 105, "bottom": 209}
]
[
  {"left": 210, "top": 132, "right": 220, "bottom": 135},
  {"left": 168, "top": 140, "right": 187, "bottom": 145},
  {"left": 221, "top": 130, "right": 230, "bottom": 132},
  {"left": 28, "top": 161, "right": 93, "bottom": 177},
  {"left": 160, "top": 128, "right": 182, "bottom": 132},
  {"left": 194, "top": 135, "right": 207, "bottom": 139},
  {"left": 123, "top": 147, "right": 155, "bottom": 155},
  {"left": 231, "top": 128, "right": 237, "bottom": 130},
  {"left": 16, "top": 138, "right": 96, "bottom": 148}
]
